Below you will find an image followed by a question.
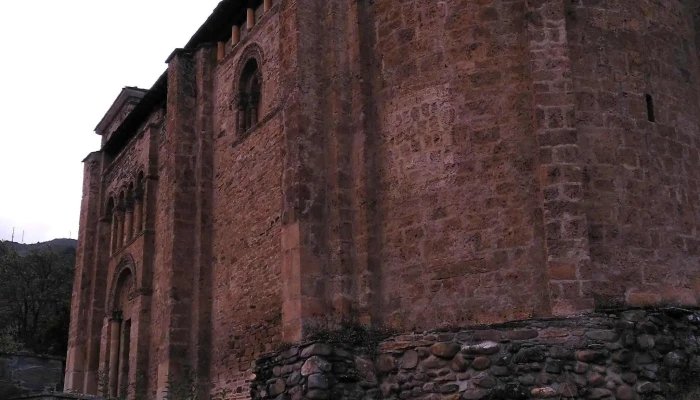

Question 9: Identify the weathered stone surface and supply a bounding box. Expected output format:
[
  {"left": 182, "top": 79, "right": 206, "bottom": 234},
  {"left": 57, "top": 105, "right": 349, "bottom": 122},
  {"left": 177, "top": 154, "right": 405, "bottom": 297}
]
[
  {"left": 690, "top": 355, "right": 700, "bottom": 372},
  {"left": 287, "top": 371, "right": 301, "bottom": 386},
  {"left": 306, "top": 389, "right": 329, "bottom": 399},
  {"left": 439, "top": 382, "right": 459, "bottom": 393},
  {"left": 401, "top": 350, "right": 419, "bottom": 369},
  {"left": 622, "top": 311, "right": 647, "bottom": 323},
  {"left": 506, "top": 330, "right": 538, "bottom": 340},
  {"left": 503, "top": 383, "right": 528, "bottom": 399},
  {"left": 302, "top": 356, "right": 331, "bottom": 376},
  {"left": 612, "top": 349, "right": 633, "bottom": 364},
  {"left": 636, "top": 381, "right": 661, "bottom": 394},
  {"left": 545, "top": 361, "right": 561, "bottom": 374},
  {"left": 301, "top": 344, "right": 333, "bottom": 358},
  {"left": 531, "top": 387, "right": 558, "bottom": 398},
  {"left": 663, "top": 351, "right": 686, "bottom": 368},
  {"left": 637, "top": 335, "right": 655, "bottom": 350},
  {"left": 450, "top": 354, "right": 469, "bottom": 372},
  {"left": 462, "top": 389, "right": 489, "bottom": 399},
  {"left": 588, "top": 388, "right": 612, "bottom": 399},
  {"left": 307, "top": 374, "right": 329, "bottom": 390},
  {"left": 622, "top": 372, "right": 638, "bottom": 385},
  {"left": 376, "top": 354, "right": 398, "bottom": 373},
  {"left": 514, "top": 347, "right": 545, "bottom": 363},
  {"left": 431, "top": 342, "right": 461, "bottom": 359},
  {"left": 558, "top": 381, "right": 578, "bottom": 397},
  {"left": 576, "top": 350, "right": 607, "bottom": 363},
  {"left": 473, "top": 374, "right": 496, "bottom": 388},
  {"left": 269, "top": 379, "right": 286, "bottom": 396},
  {"left": 519, "top": 374, "right": 536, "bottom": 386},
  {"left": 549, "top": 346, "right": 574, "bottom": 360},
  {"left": 471, "top": 356, "right": 490, "bottom": 370},
  {"left": 421, "top": 355, "right": 448, "bottom": 369},
  {"left": 616, "top": 385, "right": 636, "bottom": 400},
  {"left": 586, "top": 330, "right": 619, "bottom": 342},
  {"left": 490, "top": 365, "right": 509, "bottom": 376},
  {"left": 461, "top": 341, "right": 500, "bottom": 355}
]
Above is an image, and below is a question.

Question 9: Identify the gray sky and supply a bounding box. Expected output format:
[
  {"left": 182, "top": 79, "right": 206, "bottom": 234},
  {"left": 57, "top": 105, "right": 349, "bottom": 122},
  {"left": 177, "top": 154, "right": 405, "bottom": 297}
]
[{"left": 0, "top": 0, "right": 221, "bottom": 243}]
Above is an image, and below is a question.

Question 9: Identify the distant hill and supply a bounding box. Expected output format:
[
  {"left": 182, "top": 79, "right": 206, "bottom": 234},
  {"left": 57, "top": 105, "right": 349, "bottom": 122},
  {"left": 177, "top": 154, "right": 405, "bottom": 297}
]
[{"left": 2, "top": 238, "right": 77, "bottom": 256}]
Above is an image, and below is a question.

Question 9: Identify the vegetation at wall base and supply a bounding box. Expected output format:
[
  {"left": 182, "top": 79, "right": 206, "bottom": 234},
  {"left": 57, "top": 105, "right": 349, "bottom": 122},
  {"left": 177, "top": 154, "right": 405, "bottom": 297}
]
[{"left": 0, "top": 239, "right": 76, "bottom": 357}]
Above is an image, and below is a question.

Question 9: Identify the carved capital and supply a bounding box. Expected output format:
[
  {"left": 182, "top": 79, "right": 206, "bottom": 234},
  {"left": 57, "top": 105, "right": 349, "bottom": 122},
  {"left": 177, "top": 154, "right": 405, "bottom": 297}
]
[{"left": 109, "top": 310, "right": 123, "bottom": 322}]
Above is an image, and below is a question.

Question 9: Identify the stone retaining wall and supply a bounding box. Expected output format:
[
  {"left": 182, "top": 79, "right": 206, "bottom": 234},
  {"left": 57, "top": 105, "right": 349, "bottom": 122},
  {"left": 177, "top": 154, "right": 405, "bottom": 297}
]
[
  {"left": 252, "top": 309, "right": 700, "bottom": 399},
  {"left": 251, "top": 342, "right": 371, "bottom": 399}
]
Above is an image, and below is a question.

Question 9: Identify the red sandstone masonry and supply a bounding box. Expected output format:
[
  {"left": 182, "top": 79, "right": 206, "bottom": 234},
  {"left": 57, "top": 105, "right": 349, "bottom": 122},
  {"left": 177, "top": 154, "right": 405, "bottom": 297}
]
[
  {"left": 372, "top": 0, "right": 550, "bottom": 330},
  {"left": 527, "top": 0, "right": 593, "bottom": 315},
  {"left": 65, "top": 152, "right": 101, "bottom": 391},
  {"left": 65, "top": 1, "right": 700, "bottom": 398},
  {"left": 567, "top": 0, "right": 700, "bottom": 307},
  {"left": 210, "top": 5, "right": 283, "bottom": 397}
]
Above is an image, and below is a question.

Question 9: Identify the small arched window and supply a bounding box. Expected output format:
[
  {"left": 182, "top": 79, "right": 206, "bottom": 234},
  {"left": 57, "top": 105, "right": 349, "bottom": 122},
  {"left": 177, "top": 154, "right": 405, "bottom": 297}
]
[{"left": 236, "top": 58, "right": 262, "bottom": 132}]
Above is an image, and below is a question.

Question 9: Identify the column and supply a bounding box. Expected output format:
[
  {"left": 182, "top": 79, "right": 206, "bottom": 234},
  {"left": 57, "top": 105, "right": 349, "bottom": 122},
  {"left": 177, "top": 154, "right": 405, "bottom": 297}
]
[
  {"left": 124, "top": 207, "right": 133, "bottom": 244},
  {"left": 117, "top": 319, "right": 131, "bottom": 397},
  {"left": 110, "top": 216, "right": 118, "bottom": 255},
  {"left": 236, "top": 92, "right": 247, "bottom": 132},
  {"left": 247, "top": 7, "right": 255, "bottom": 29},
  {"left": 133, "top": 199, "right": 143, "bottom": 237},
  {"left": 115, "top": 211, "right": 124, "bottom": 250},
  {"left": 108, "top": 312, "right": 122, "bottom": 397},
  {"left": 250, "top": 93, "right": 259, "bottom": 126},
  {"left": 232, "top": 25, "right": 240, "bottom": 46},
  {"left": 217, "top": 42, "right": 225, "bottom": 61}
]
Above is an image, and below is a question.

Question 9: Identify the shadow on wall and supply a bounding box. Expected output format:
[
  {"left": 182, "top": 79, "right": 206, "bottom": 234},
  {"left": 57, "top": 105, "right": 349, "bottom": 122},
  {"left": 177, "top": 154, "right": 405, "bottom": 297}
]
[{"left": 0, "top": 353, "right": 64, "bottom": 399}]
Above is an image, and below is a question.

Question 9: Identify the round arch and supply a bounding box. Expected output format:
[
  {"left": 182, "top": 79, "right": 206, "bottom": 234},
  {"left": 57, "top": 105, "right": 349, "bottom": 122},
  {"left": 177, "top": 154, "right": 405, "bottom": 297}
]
[
  {"left": 232, "top": 42, "right": 266, "bottom": 86},
  {"left": 107, "top": 254, "right": 138, "bottom": 314}
]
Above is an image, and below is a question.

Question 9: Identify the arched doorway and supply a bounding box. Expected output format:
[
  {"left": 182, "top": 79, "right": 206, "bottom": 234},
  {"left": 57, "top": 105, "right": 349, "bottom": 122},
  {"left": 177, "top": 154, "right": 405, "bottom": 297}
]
[{"left": 109, "top": 267, "right": 135, "bottom": 397}]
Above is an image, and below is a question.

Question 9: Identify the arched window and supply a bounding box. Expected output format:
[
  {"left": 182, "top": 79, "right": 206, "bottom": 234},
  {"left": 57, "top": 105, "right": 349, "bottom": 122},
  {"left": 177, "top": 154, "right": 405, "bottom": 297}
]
[{"left": 237, "top": 58, "right": 262, "bottom": 132}]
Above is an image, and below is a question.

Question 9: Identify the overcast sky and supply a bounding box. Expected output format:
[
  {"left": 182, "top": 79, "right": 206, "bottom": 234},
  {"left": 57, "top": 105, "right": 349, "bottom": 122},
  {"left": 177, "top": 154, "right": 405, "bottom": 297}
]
[{"left": 0, "top": 0, "right": 221, "bottom": 243}]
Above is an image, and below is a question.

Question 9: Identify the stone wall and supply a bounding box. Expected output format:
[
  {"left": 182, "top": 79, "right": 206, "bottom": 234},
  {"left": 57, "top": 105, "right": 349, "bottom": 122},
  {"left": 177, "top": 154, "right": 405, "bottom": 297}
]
[
  {"left": 567, "top": 0, "right": 700, "bottom": 308},
  {"left": 252, "top": 309, "right": 700, "bottom": 399},
  {"left": 252, "top": 342, "right": 370, "bottom": 400},
  {"left": 0, "top": 353, "right": 64, "bottom": 399}
]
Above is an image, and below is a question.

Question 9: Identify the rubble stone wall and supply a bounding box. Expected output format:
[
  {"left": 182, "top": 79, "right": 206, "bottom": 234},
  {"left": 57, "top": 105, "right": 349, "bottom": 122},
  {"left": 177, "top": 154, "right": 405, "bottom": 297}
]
[{"left": 252, "top": 309, "right": 700, "bottom": 399}]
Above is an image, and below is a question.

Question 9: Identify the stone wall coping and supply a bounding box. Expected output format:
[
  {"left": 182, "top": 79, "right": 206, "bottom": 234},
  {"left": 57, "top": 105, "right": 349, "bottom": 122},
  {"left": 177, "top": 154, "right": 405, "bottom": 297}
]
[{"left": 259, "top": 307, "right": 700, "bottom": 360}]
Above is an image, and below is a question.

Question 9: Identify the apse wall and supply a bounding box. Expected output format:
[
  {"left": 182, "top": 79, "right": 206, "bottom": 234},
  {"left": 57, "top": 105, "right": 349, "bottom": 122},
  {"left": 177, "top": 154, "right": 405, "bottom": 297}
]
[
  {"left": 371, "top": 0, "right": 551, "bottom": 330},
  {"left": 567, "top": 0, "right": 700, "bottom": 307}
]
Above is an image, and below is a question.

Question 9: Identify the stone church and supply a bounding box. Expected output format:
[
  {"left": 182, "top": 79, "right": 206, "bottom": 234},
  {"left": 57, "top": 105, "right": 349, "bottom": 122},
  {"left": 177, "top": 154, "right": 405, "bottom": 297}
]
[{"left": 66, "top": 0, "right": 700, "bottom": 399}]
